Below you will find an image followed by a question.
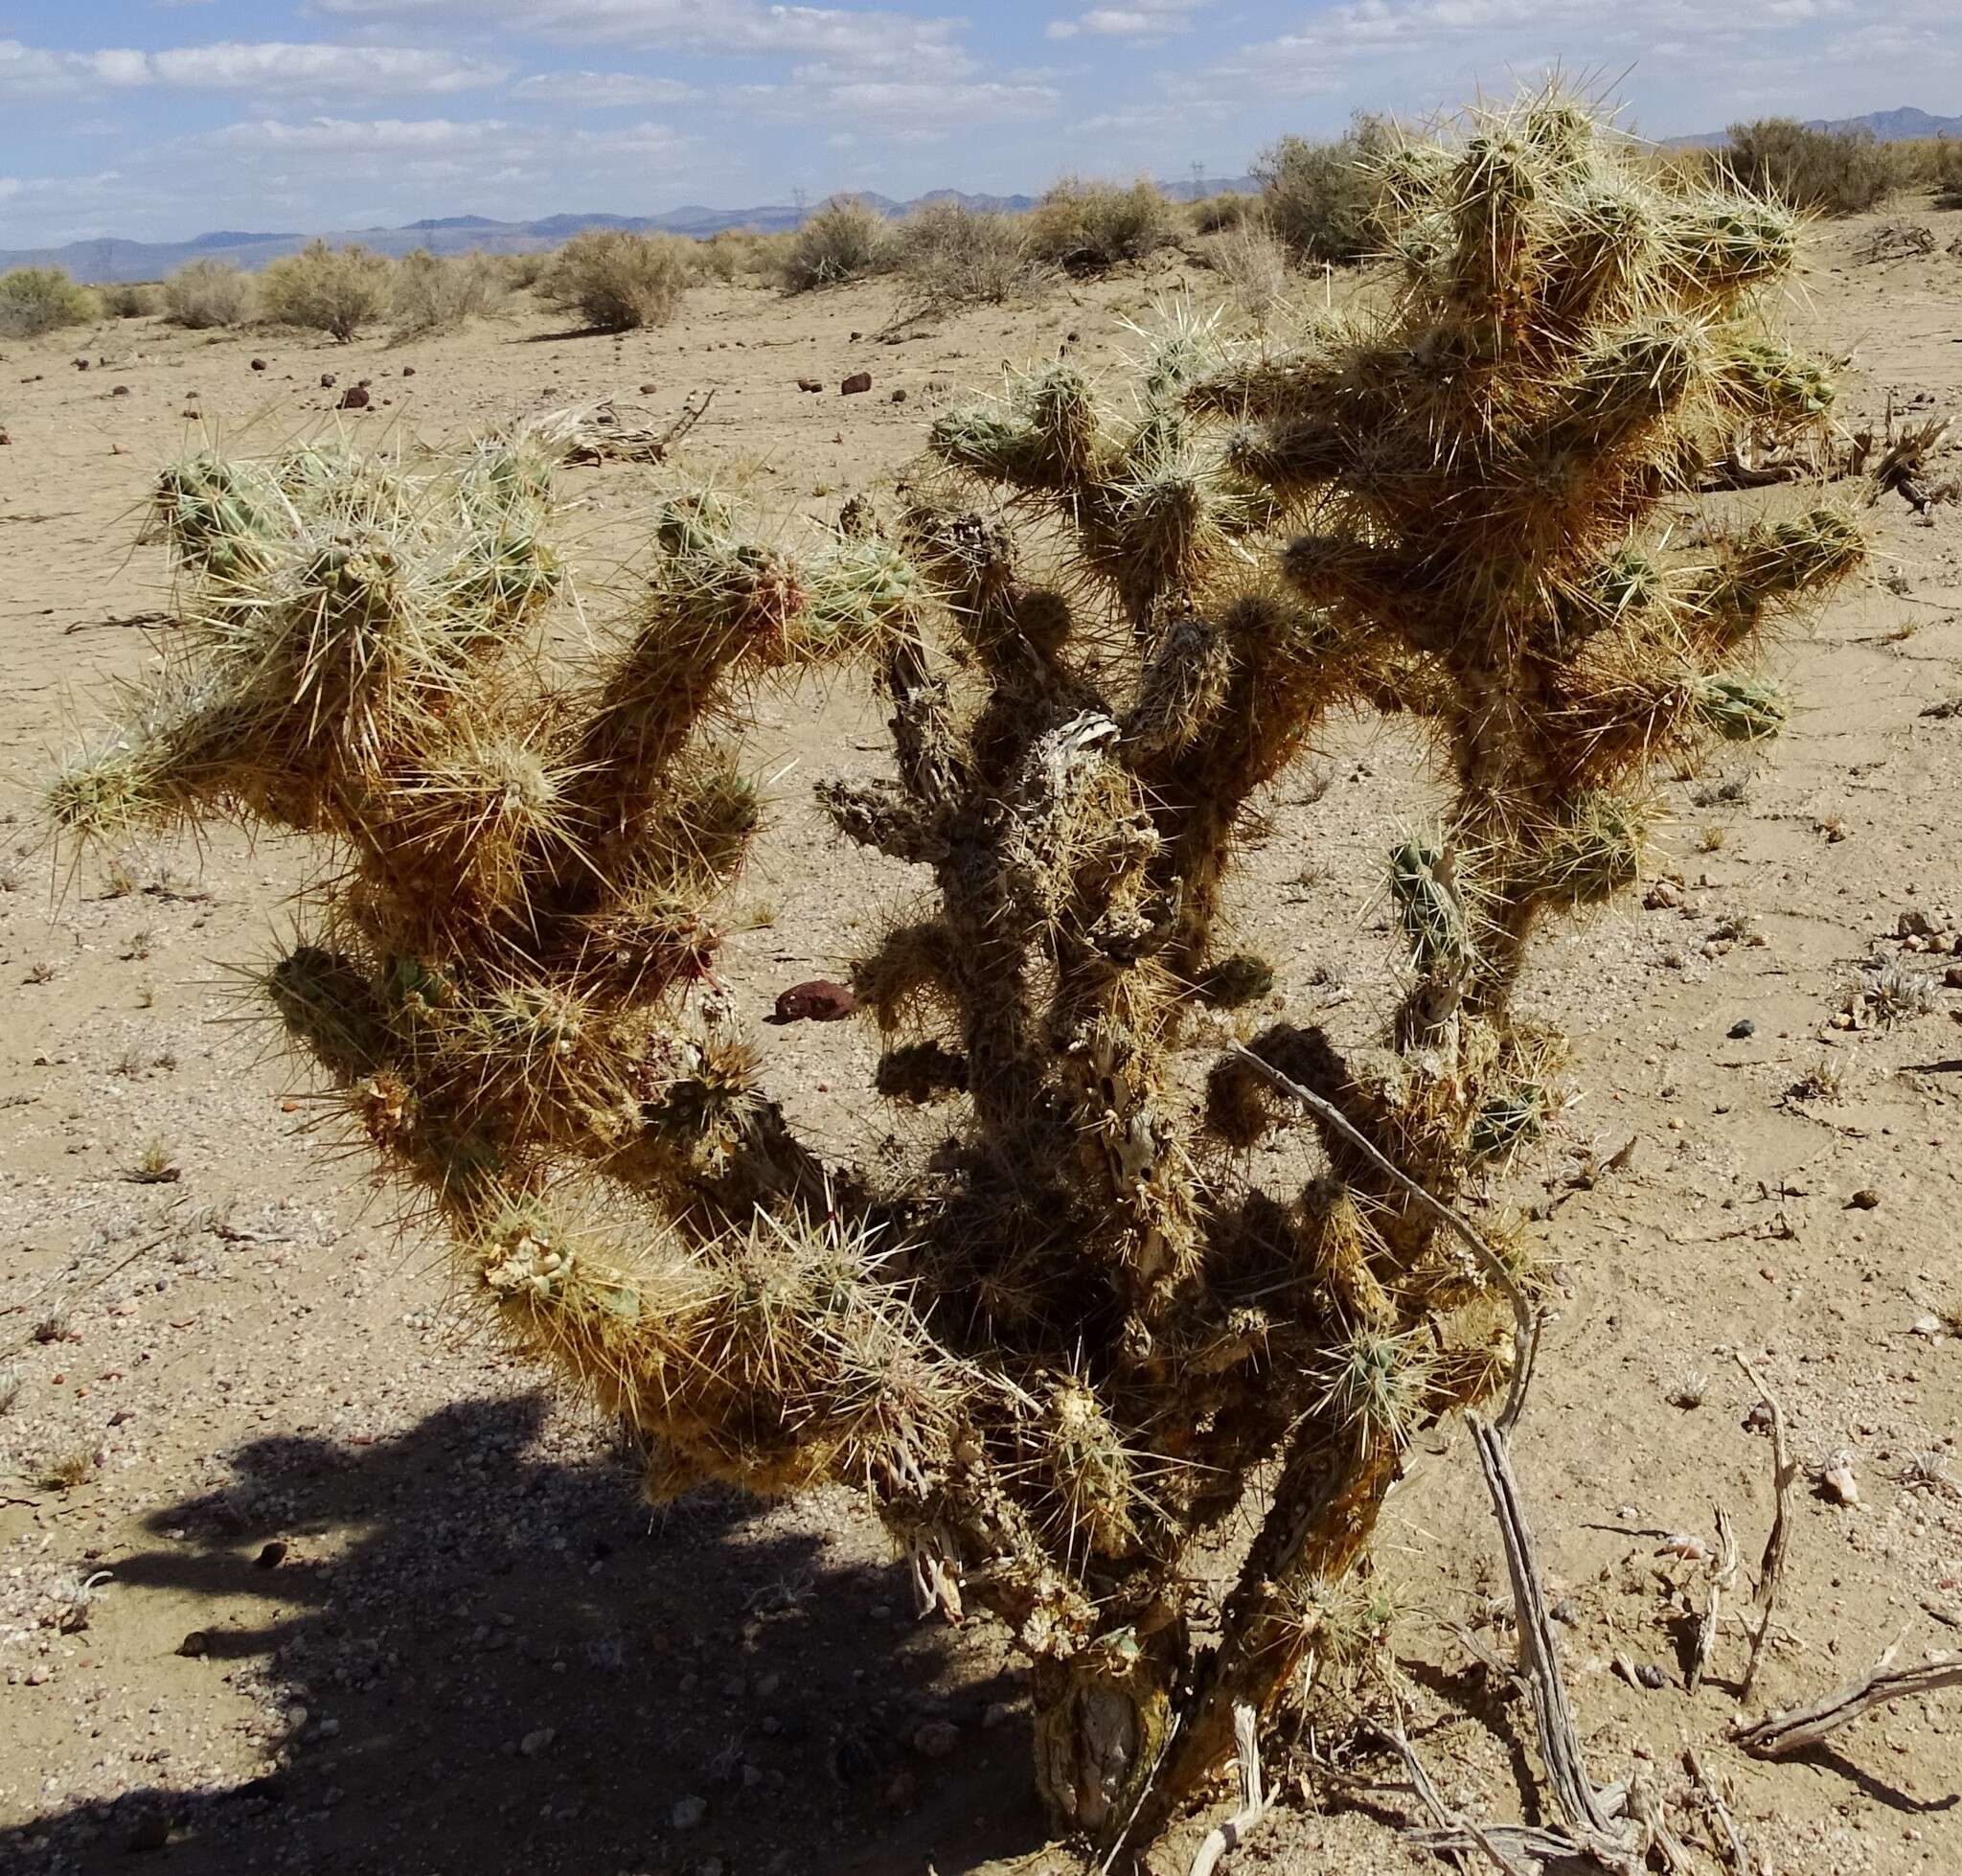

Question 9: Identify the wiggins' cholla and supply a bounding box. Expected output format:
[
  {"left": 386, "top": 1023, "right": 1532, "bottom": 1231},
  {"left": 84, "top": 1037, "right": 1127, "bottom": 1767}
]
[{"left": 48, "top": 97, "right": 1860, "bottom": 1852}]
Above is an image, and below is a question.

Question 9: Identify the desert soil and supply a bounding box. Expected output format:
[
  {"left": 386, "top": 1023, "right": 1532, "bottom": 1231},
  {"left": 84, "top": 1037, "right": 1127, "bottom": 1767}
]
[{"left": 2, "top": 206, "right": 1961, "bottom": 1876}]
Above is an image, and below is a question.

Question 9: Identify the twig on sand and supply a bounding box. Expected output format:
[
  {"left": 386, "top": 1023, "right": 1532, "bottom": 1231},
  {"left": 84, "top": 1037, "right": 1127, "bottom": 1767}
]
[
  {"left": 1185, "top": 1704, "right": 1276, "bottom": 1876},
  {"left": 1383, "top": 1704, "right": 1537, "bottom": 1876},
  {"left": 1733, "top": 1640, "right": 1962, "bottom": 1759},
  {"left": 1683, "top": 1747, "right": 1752, "bottom": 1872},
  {"left": 1732, "top": 1352, "right": 1796, "bottom": 1703},
  {"left": 1472, "top": 1420, "right": 1637, "bottom": 1871},
  {"left": 1688, "top": 1506, "right": 1741, "bottom": 1695}
]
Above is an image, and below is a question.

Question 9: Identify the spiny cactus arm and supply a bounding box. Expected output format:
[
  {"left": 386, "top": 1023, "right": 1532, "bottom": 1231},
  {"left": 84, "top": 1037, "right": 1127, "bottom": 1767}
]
[
  {"left": 1126, "top": 588, "right": 1362, "bottom": 977},
  {"left": 928, "top": 364, "right": 1109, "bottom": 497}
]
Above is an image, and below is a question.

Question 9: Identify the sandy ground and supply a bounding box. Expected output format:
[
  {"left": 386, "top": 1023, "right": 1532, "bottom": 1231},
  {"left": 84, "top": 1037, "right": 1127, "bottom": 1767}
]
[{"left": 2, "top": 206, "right": 1961, "bottom": 1876}]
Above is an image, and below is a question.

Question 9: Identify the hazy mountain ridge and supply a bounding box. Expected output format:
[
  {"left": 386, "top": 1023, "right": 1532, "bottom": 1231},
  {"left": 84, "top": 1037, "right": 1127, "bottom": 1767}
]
[
  {"left": 11, "top": 105, "right": 1957, "bottom": 285},
  {"left": 1670, "top": 104, "right": 1962, "bottom": 148},
  {"left": 0, "top": 177, "right": 1256, "bottom": 285}
]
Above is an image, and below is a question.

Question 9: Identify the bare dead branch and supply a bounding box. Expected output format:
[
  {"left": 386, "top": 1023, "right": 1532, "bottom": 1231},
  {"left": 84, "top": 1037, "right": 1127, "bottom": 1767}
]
[
  {"left": 1733, "top": 1645, "right": 1962, "bottom": 1759},
  {"left": 1732, "top": 1352, "right": 1796, "bottom": 1703},
  {"left": 1682, "top": 1747, "right": 1751, "bottom": 1874},
  {"left": 1688, "top": 1505, "right": 1741, "bottom": 1695},
  {"left": 1186, "top": 1703, "right": 1277, "bottom": 1876},
  {"left": 1472, "top": 1421, "right": 1637, "bottom": 1871}
]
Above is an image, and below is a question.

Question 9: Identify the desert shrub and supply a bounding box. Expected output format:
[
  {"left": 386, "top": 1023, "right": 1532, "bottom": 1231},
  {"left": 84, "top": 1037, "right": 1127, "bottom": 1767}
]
[
  {"left": 1930, "top": 140, "right": 1962, "bottom": 210},
  {"left": 1205, "top": 219, "right": 1291, "bottom": 323},
  {"left": 1189, "top": 190, "right": 1252, "bottom": 233},
  {"left": 1024, "top": 176, "right": 1179, "bottom": 273},
  {"left": 891, "top": 198, "right": 1043, "bottom": 316},
  {"left": 1255, "top": 112, "right": 1396, "bottom": 264},
  {"left": 502, "top": 251, "right": 549, "bottom": 291},
  {"left": 391, "top": 249, "right": 510, "bottom": 335},
  {"left": 537, "top": 229, "right": 692, "bottom": 332},
  {"left": 780, "top": 195, "right": 897, "bottom": 292},
  {"left": 0, "top": 267, "right": 98, "bottom": 338},
  {"left": 162, "top": 259, "right": 256, "bottom": 330},
  {"left": 259, "top": 240, "right": 391, "bottom": 341},
  {"left": 1718, "top": 119, "right": 1894, "bottom": 215},
  {"left": 100, "top": 282, "right": 162, "bottom": 319},
  {"left": 46, "top": 96, "right": 1863, "bottom": 1863}
]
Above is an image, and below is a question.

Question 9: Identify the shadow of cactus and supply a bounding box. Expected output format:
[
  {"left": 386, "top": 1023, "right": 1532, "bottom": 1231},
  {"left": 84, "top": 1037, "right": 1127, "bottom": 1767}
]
[{"left": 46, "top": 92, "right": 1861, "bottom": 1859}]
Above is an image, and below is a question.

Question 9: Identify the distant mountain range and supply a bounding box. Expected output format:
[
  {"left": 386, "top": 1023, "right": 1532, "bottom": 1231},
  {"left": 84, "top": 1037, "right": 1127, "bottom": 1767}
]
[
  {"left": 0, "top": 176, "right": 1257, "bottom": 286},
  {"left": 1670, "top": 104, "right": 1962, "bottom": 149},
  {"left": 6, "top": 103, "right": 1956, "bottom": 285}
]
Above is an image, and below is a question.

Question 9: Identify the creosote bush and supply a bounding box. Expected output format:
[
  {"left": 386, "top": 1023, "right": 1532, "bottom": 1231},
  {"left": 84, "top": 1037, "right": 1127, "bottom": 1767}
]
[
  {"left": 48, "top": 95, "right": 1862, "bottom": 1859},
  {"left": 1717, "top": 119, "right": 1895, "bottom": 215},
  {"left": 162, "top": 259, "right": 256, "bottom": 330},
  {"left": 892, "top": 198, "right": 1045, "bottom": 317},
  {"left": 0, "top": 266, "right": 99, "bottom": 338},
  {"left": 392, "top": 248, "right": 511, "bottom": 335},
  {"left": 1024, "top": 176, "right": 1180, "bottom": 273},
  {"left": 259, "top": 240, "right": 391, "bottom": 342},
  {"left": 1189, "top": 190, "right": 1254, "bottom": 233},
  {"left": 538, "top": 229, "right": 693, "bottom": 332},
  {"left": 1255, "top": 112, "right": 1395, "bottom": 263},
  {"left": 100, "top": 282, "right": 163, "bottom": 320},
  {"left": 781, "top": 194, "right": 897, "bottom": 292}
]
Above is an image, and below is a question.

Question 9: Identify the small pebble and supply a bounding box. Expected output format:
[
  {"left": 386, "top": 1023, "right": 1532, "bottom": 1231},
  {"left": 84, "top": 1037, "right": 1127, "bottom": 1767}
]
[
  {"left": 1635, "top": 1663, "right": 1667, "bottom": 1690},
  {"left": 673, "top": 1794, "right": 708, "bottom": 1830},
  {"left": 1727, "top": 1017, "right": 1755, "bottom": 1040}
]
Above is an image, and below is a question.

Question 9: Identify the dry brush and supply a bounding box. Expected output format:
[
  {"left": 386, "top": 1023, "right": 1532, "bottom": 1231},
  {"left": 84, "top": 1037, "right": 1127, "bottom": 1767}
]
[{"left": 47, "top": 98, "right": 1861, "bottom": 1855}]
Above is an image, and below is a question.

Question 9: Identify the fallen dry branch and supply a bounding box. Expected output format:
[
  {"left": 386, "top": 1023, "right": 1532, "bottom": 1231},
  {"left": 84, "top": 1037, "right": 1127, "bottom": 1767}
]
[
  {"left": 1857, "top": 221, "right": 1937, "bottom": 263},
  {"left": 1185, "top": 1704, "right": 1276, "bottom": 1876},
  {"left": 1732, "top": 1352, "right": 1796, "bottom": 1703},
  {"left": 1687, "top": 1506, "right": 1741, "bottom": 1695},
  {"left": 1733, "top": 1645, "right": 1962, "bottom": 1759},
  {"left": 1386, "top": 1711, "right": 1539, "bottom": 1876},
  {"left": 536, "top": 390, "right": 717, "bottom": 465},
  {"left": 1683, "top": 1747, "right": 1752, "bottom": 1873},
  {"left": 1472, "top": 1420, "right": 1636, "bottom": 1869}
]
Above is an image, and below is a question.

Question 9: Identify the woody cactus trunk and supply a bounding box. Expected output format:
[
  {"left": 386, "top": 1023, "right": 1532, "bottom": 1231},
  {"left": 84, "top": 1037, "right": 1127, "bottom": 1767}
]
[{"left": 49, "top": 100, "right": 1859, "bottom": 1851}]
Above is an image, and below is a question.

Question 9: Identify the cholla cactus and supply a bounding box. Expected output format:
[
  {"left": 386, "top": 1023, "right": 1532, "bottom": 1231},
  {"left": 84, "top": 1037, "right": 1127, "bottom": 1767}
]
[{"left": 49, "top": 97, "right": 1859, "bottom": 1856}]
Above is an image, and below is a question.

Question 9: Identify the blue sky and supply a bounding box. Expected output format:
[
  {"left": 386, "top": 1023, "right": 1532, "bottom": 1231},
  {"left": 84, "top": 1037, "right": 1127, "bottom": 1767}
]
[{"left": 1, "top": 1, "right": 1954, "bottom": 245}]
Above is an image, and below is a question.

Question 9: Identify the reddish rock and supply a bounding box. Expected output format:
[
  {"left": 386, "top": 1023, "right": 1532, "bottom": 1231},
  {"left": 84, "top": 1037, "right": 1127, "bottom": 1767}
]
[
  {"left": 339, "top": 384, "right": 372, "bottom": 410},
  {"left": 840, "top": 372, "right": 873, "bottom": 396},
  {"left": 250, "top": 357, "right": 267, "bottom": 372},
  {"left": 797, "top": 377, "right": 823, "bottom": 393},
  {"left": 401, "top": 364, "right": 416, "bottom": 377},
  {"left": 320, "top": 373, "right": 337, "bottom": 389},
  {"left": 768, "top": 980, "right": 858, "bottom": 1024}
]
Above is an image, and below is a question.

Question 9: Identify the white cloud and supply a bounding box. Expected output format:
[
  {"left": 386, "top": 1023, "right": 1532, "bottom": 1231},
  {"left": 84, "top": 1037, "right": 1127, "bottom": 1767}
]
[
  {"left": 746, "top": 69, "right": 1061, "bottom": 137},
  {"left": 0, "top": 38, "right": 508, "bottom": 99},
  {"left": 313, "top": 0, "right": 966, "bottom": 65},
  {"left": 512, "top": 70, "right": 700, "bottom": 105},
  {"left": 1047, "top": 2, "right": 1213, "bottom": 40},
  {"left": 198, "top": 115, "right": 513, "bottom": 153}
]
